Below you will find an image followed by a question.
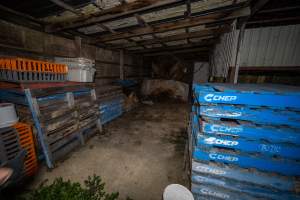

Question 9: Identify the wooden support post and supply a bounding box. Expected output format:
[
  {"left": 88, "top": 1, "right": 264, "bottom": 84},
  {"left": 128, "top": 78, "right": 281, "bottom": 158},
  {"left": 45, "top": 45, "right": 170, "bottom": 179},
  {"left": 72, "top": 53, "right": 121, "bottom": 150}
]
[
  {"left": 96, "top": 118, "right": 103, "bottom": 133},
  {"left": 233, "top": 22, "right": 245, "bottom": 84},
  {"left": 120, "top": 49, "right": 124, "bottom": 80},
  {"left": 66, "top": 92, "right": 75, "bottom": 108},
  {"left": 78, "top": 131, "right": 85, "bottom": 145},
  {"left": 90, "top": 89, "right": 97, "bottom": 101},
  {"left": 90, "top": 88, "right": 103, "bottom": 133},
  {"left": 25, "top": 89, "right": 54, "bottom": 168},
  {"left": 75, "top": 36, "right": 82, "bottom": 57}
]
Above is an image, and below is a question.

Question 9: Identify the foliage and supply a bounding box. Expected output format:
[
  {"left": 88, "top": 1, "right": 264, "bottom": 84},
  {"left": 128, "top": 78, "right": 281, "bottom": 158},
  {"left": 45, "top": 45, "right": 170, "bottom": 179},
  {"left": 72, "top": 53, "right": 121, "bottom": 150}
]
[{"left": 19, "top": 175, "right": 119, "bottom": 200}]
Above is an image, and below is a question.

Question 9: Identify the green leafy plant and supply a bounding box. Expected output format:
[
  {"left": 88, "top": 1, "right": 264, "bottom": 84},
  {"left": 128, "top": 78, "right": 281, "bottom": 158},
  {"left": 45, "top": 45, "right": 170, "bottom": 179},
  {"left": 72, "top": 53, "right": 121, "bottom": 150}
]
[{"left": 19, "top": 175, "right": 119, "bottom": 200}]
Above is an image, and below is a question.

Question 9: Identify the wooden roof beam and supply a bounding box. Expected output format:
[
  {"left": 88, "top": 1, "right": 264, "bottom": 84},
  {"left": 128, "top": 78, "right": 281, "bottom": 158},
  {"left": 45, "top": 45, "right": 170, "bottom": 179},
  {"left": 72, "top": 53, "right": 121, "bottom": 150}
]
[
  {"left": 45, "top": 0, "right": 184, "bottom": 33},
  {"left": 133, "top": 13, "right": 167, "bottom": 48},
  {"left": 48, "top": 0, "right": 83, "bottom": 15},
  {"left": 251, "top": 0, "right": 271, "bottom": 16},
  {"left": 130, "top": 28, "right": 222, "bottom": 47},
  {"left": 97, "top": 23, "right": 116, "bottom": 33},
  {"left": 135, "top": 14, "right": 149, "bottom": 28},
  {"left": 143, "top": 47, "right": 209, "bottom": 57},
  {"left": 129, "top": 39, "right": 214, "bottom": 54},
  {"left": 93, "top": 7, "right": 250, "bottom": 43}
]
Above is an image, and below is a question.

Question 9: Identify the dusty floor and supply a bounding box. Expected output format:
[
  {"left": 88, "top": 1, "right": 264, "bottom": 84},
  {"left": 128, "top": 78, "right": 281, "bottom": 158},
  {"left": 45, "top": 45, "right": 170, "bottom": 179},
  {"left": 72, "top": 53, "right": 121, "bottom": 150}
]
[{"left": 31, "top": 102, "right": 189, "bottom": 200}]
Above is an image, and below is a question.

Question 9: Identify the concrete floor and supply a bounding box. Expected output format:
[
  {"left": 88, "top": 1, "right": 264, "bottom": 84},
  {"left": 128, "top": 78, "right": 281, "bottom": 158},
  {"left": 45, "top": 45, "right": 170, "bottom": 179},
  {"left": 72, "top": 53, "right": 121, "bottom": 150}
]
[{"left": 31, "top": 102, "right": 189, "bottom": 200}]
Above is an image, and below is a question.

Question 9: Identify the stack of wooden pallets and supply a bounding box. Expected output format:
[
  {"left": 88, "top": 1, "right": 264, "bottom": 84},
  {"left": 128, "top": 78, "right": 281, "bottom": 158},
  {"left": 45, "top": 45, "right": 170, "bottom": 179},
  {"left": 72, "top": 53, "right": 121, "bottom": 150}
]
[{"left": 0, "top": 82, "right": 101, "bottom": 168}]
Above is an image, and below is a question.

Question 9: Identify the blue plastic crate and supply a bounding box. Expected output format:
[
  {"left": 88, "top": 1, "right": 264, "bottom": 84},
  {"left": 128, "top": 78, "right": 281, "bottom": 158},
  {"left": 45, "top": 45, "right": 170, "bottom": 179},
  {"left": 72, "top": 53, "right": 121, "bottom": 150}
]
[
  {"left": 192, "top": 161, "right": 298, "bottom": 192},
  {"left": 193, "top": 148, "right": 300, "bottom": 176},
  {"left": 200, "top": 119, "right": 300, "bottom": 145},
  {"left": 196, "top": 134, "right": 300, "bottom": 160},
  {"left": 193, "top": 83, "right": 300, "bottom": 110},
  {"left": 196, "top": 104, "right": 300, "bottom": 128},
  {"left": 191, "top": 173, "right": 300, "bottom": 200}
]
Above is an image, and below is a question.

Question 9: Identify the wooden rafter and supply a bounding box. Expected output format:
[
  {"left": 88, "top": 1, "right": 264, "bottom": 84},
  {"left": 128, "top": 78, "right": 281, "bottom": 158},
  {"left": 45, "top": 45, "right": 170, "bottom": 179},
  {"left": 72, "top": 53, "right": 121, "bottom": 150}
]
[
  {"left": 144, "top": 47, "right": 209, "bottom": 57},
  {"left": 126, "top": 28, "right": 222, "bottom": 48},
  {"left": 48, "top": 0, "right": 83, "bottom": 15},
  {"left": 129, "top": 39, "right": 214, "bottom": 54},
  {"left": 133, "top": 13, "right": 166, "bottom": 48},
  {"left": 97, "top": 23, "right": 116, "bottom": 33},
  {"left": 251, "top": 0, "right": 271, "bottom": 16},
  {"left": 45, "top": 0, "right": 184, "bottom": 33},
  {"left": 93, "top": 7, "right": 250, "bottom": 43}
]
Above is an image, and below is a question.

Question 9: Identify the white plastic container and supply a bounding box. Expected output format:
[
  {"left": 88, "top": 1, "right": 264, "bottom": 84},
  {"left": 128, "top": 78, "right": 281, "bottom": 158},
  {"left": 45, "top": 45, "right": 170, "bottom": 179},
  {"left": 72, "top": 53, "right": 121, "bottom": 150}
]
[
  {"left": 67, "top": 67, "right": 96, "bottom": 82},
  {"left": 55, "top": 57, "right": 96, "bottom": 82},
  {"left": 0, "top": 103, "right": 19, "bottom": 128}
]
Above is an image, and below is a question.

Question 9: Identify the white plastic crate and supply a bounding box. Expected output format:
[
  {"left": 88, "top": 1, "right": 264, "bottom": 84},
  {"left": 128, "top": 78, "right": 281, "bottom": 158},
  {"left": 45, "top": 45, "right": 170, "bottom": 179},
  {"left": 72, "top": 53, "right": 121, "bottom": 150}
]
[
  {"left": 68, "top": 67, "right": 96, "bottom": 82},
  {"left": 55, "top": 57, "right": 96, "bottom": 82}
]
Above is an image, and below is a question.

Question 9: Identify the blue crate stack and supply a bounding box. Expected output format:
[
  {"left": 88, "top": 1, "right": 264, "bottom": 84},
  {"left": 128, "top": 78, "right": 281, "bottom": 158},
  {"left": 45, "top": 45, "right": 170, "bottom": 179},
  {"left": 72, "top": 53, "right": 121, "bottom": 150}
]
[{"left": 190, "top": 83, "right": 300, "bottom": 200}]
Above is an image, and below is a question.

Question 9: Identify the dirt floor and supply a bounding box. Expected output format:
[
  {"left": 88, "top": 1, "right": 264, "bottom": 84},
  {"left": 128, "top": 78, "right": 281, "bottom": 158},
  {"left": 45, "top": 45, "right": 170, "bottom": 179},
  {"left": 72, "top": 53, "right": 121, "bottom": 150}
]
[{"left": 30, "top": 101, "right": 189, "bottom": 200}]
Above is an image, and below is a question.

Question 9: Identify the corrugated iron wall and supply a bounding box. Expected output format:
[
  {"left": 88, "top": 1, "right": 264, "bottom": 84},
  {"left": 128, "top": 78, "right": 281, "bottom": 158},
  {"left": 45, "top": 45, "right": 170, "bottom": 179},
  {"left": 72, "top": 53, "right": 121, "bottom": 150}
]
[
  {"left": 211, "top": 24, "right": 300, "bottom": 77},
  {"left": 210, "top": 29, "right": 239, "bottom": 77},
  {"left": 241, "top": 24, "right": 300, "bottom": 67}
]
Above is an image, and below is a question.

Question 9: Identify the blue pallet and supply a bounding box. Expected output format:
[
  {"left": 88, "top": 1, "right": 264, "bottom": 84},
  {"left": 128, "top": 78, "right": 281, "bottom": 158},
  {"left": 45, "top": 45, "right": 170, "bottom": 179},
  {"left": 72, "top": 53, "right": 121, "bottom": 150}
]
[
  {"left": 37, "top": 89, "right": 91, "bottom": 102},
  {"left": 200, "top": 119, "right": 300, "bottom": 145},
  {"left": 196, "top": 134, "right": 300, "bottom": 160},
  {"left": 99, "top": 98, "right": 123, "bottom": 124},
  {"left": 191, "top": 173, "right": 300, "bottom": 200},
  {"left": 197, "top": 104, "right": 300, "bottom": 128},
  {"left": 193, "top": 148, "right": 300, "bottom": 176},
  {"left": 193, "top": 83, "right": 300, "bottom": 110},
  {"left": 192, "top": 161, "right": 298, "bottom": 192},
  {"left": 192, "top": 184, "right": 258, "bottom": 200}
]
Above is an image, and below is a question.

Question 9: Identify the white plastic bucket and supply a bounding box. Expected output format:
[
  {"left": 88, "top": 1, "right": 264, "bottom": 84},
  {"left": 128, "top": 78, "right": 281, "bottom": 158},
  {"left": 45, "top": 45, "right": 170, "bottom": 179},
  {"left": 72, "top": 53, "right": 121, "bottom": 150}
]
[
  {"left": 163, "top": 184, "right": 194, "bottom": 200},
  {"left": 0, "top": 103, "right": 19, "bottom": 128}
]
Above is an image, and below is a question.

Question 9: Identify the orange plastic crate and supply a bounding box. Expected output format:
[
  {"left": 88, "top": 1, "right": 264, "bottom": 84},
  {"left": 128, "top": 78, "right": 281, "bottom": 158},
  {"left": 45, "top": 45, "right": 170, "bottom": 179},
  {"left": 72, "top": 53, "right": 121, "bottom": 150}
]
[
  {"left": 13, "top": 123, "right": 38, "bottom": 177},
  {"left": 0, "top": 58, "right": 67, "bottom": 74}
]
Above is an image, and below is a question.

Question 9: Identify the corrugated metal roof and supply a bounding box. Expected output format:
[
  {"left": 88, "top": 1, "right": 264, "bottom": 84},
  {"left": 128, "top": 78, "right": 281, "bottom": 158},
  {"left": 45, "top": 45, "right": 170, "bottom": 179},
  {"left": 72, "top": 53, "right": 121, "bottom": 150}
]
[
  {"left": 188, "top": 25, "right": 206, "bottom": 32},
  {"left": 94, "top": 0, "right": 121, "bottom": 10},
  {"left": 155, "top": 29, "right": 186, "bottom": 38},
  {"left": 189, "top": 36, "right": 213, "bottom": 43},
  {"left": 166, "top": 40, "right": 188, "bottom": 46},
  {"left": 127, "top": 46, "right": 144, "bottom": 51},
  {"left": 141, "top": 4, "right": 186, "bottom": 23},
  {"left": 43, "top": 11, "right": 77, "bottom": 23},
  {"left": 145, "top": 44, "right": 163, "bottom": 49},
  {"left": 130, "top": 34, "right": 154, "bottom": 41},
  {"left": 42, "top": 4, "right": 100, "bottom": 23},
  {"left": 77, "top": 24, "right": 105, "bottom": 34},
  {"left": 103, "top": 16, "right": 138, "bottom": 30},
  {"left": 191, "top": 0, "right": 247, "bottom": 14},
  {"left": 106, "top": 39, "right": 129, "bottom": 45}
]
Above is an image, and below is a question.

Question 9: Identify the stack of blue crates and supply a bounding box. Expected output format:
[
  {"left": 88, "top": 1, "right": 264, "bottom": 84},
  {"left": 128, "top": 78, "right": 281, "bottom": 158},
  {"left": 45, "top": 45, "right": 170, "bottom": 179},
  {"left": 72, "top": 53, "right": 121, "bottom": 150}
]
[{"left": 190, "top": 83, "right": 300, "bottom": 200}]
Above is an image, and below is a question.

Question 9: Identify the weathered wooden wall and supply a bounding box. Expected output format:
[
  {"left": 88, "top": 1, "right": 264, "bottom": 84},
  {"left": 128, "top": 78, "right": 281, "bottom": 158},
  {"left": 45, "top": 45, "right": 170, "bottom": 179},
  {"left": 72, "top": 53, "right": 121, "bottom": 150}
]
[{"left": 0, "top": 19, "right": 147, "bottom": 84}]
